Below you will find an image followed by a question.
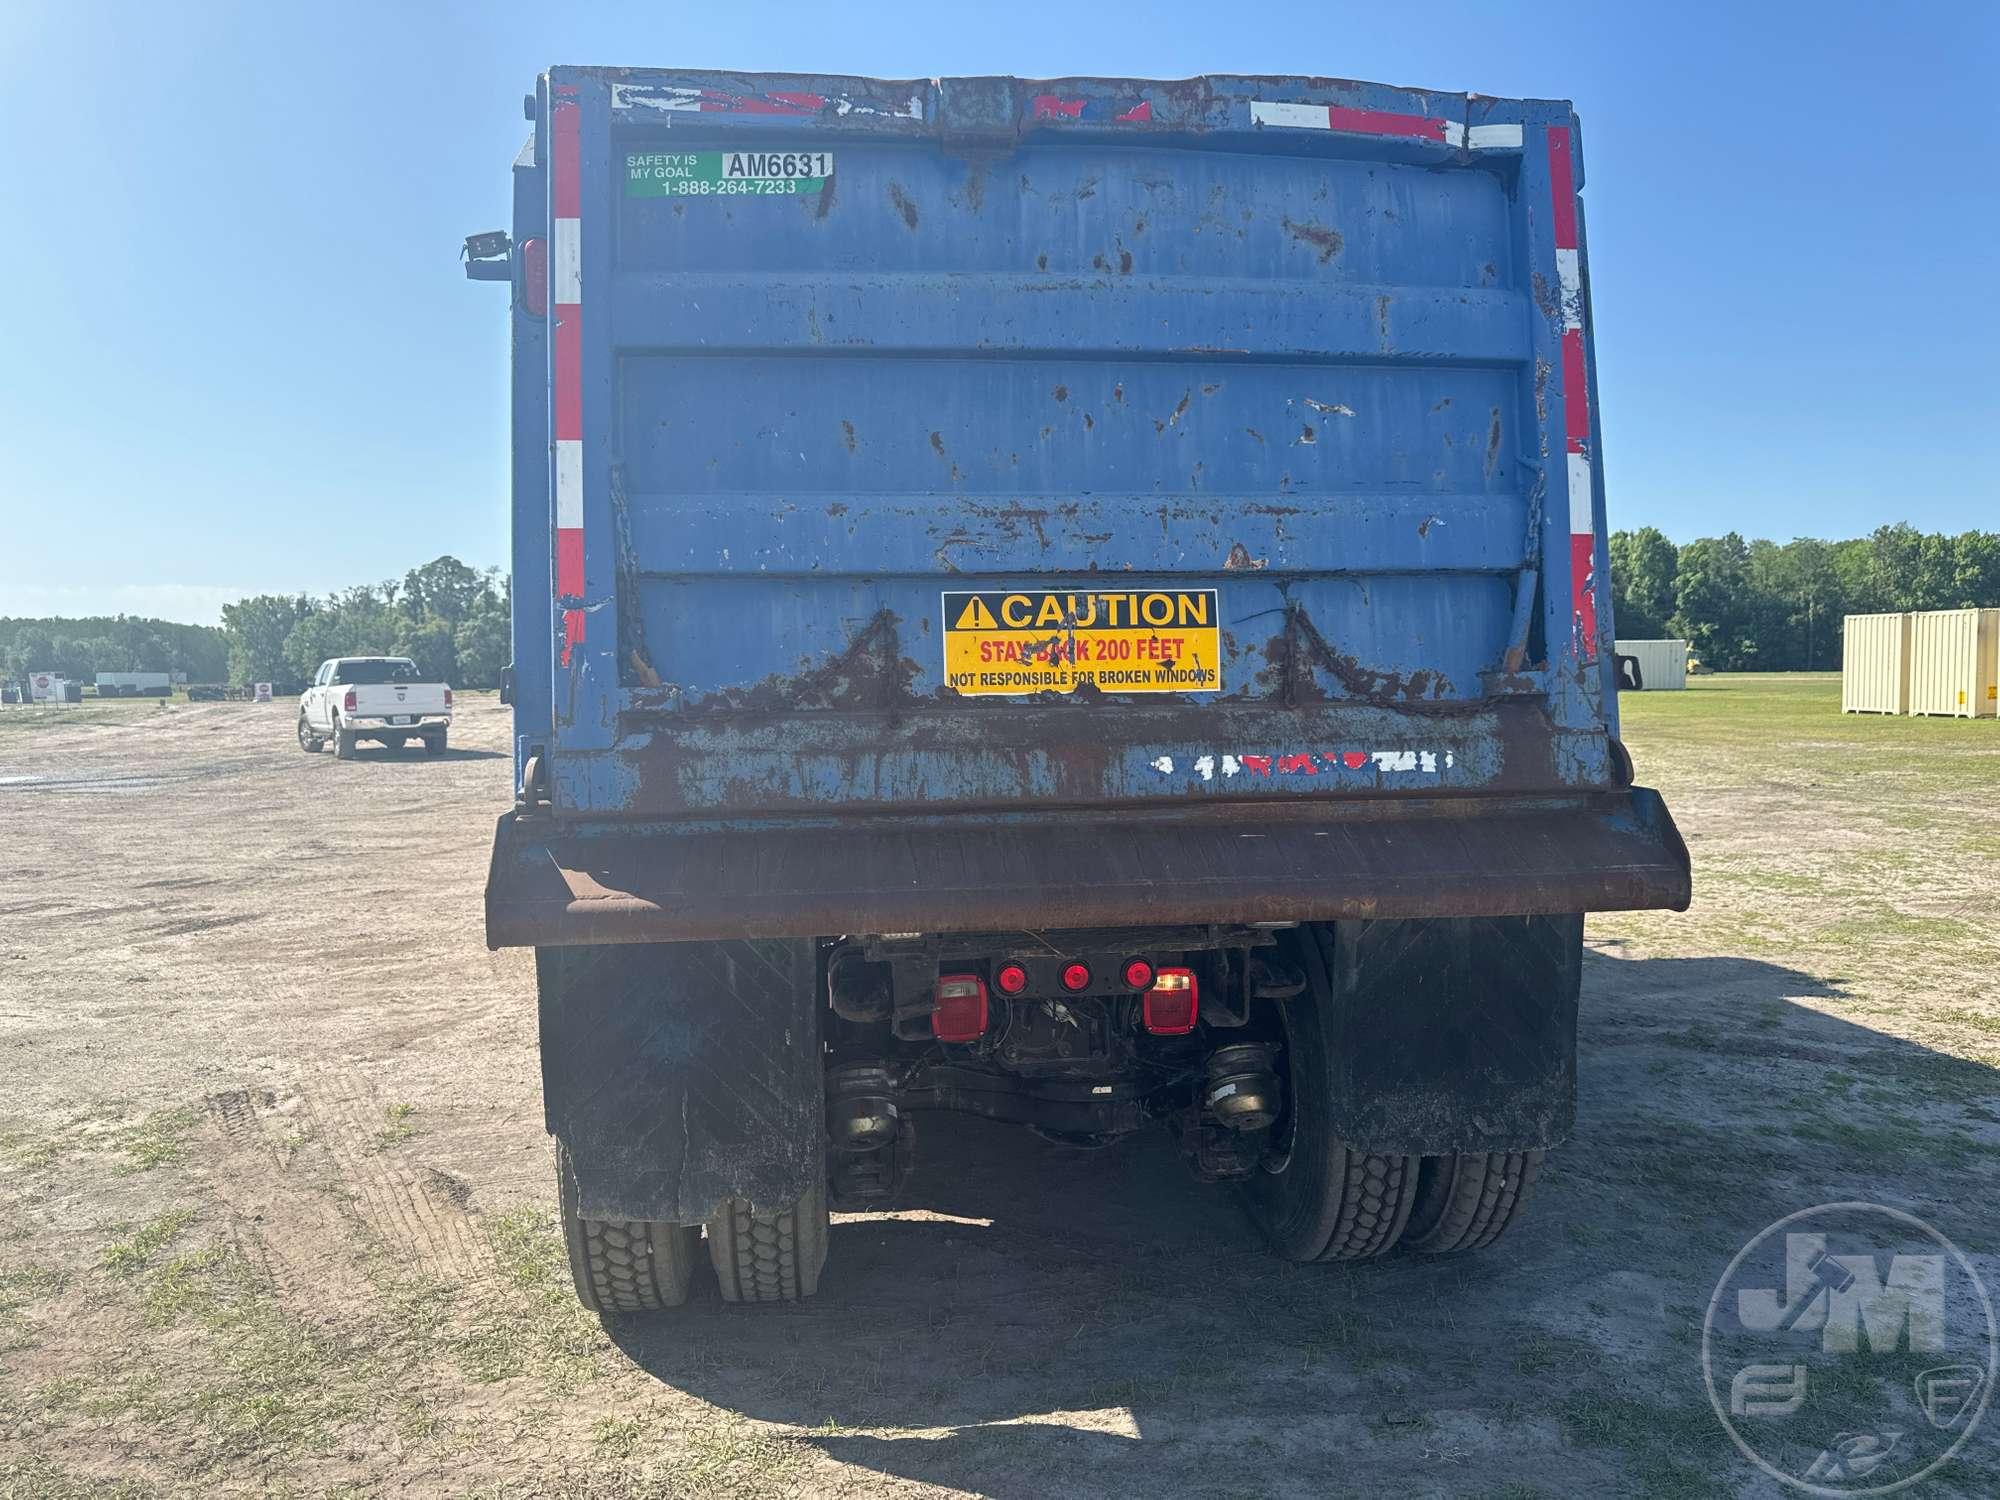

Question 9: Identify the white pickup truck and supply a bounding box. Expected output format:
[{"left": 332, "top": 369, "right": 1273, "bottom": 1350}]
[{"left": 298, "top": 656, "right": 452, "bottom": 759}]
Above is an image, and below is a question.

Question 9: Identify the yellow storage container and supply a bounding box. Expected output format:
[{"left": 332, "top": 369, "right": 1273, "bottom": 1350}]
[
  {"left": 1907, "top": 608, "right": 2000, "bottom": 718},
  {"left": 1840, "top": 613, "right": 1911, "bottom": 714}
]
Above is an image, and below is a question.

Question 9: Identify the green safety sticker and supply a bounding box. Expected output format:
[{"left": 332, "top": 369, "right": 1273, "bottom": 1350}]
[{"left": 624, "top": 149, "right": 833, "bottom": 198}]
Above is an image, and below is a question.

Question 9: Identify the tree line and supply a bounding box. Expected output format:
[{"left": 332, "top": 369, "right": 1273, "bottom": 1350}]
[
  {"left": 0, "top": 614, "right": 228, "bottom": 685},
  {"left": 1609, "top": 523, "right": 2000, "bottom": 672},
  {"left": 221, "top": 557, "right": 509, "bottom": 690}
]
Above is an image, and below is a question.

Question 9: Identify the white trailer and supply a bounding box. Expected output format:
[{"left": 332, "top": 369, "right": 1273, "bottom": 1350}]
[
  {"left": 95, "top": 672, "right": 173, "bottom": 698},
  {"left": 1613, "top": 639, "right": 1689, "bottom": 691}
]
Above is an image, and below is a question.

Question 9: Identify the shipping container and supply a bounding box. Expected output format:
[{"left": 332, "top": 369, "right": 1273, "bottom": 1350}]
[
  {"left": 1841, "top": 613, "right": 1912, "bottom": 715},
  {"left": 1908, "top": 608, "right": 2000, "bottom": 718},
  {"left": 471, "top": 68, "right": 1691, "bottom": 1309},
  {"left": 1613, "top": 639, "right": 1688, "bottom": 691}
]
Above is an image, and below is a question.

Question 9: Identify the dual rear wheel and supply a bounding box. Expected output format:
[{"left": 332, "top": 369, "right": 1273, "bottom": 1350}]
[
  {"left": 1240, "top": 923, "right": 1544, "bottom": 1262},
  {"left": 557, "top": 1142, "right": 827, "bottom": 1313}
]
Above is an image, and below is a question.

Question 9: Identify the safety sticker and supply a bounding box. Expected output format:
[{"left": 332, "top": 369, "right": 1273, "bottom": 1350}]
[
  {"left": 624, "top": 149, "right": 833, "bottom": 198},
  {"left": 942, "top": 589, "right": 1222, "bottom": 696}
]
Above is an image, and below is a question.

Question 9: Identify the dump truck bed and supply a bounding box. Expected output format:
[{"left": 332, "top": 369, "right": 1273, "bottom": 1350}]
[{"left": 488, "top": 69, "right": 1688, "bottom": 945}]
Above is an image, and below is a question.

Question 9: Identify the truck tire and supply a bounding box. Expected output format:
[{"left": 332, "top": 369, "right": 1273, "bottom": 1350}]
[
  {"left": 333, "top": 721, "right": 356, "bottom": 760},
  {"left": 557, "top": 1142, "right": 701, "bottom": 1313},
  {"left": 706, "top": 1172, "right": 828, "bottom": 1303},
  {"left": 1240, "top": 925, "right": 1419, "bottom": 1261},
  {"left": 1401, "top": 1150, "right": 1544, "bottom": 1254},
  {"left": 297, "top": 715, "right": 323, "bottom": 754}
]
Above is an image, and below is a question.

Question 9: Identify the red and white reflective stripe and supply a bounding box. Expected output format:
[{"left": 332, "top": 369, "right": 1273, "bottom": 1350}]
[
  {"left": 1547, "top": 125, "right": 1597, "bottom": 661},
  {"left": 551, "top": 87, "right": 585, "bottom": 664},
  {"left": 1249, "top": 100, "right": 1521, "bottom": 149}
]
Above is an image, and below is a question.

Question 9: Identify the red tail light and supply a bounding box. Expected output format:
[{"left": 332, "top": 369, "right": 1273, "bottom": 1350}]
[
  {"left": 444, "top": 687, "right": 454, "bottom": 707},
  {"left": 519, "top": 236, "right": 548, "bottom": 317},
  {"left": 994, "top": 963, "right": 1028, "bottom": 996},
  {"left": 932, "top": 974, "right": 989, "bottom": 1043},
  {"left": 1142, "top": 968, "right": 1199, "bottom": 1035},
  {"left": 1060, "top": 962, "right": 1091, "bottom": 993},
  {"left": 343, "top": 688, "right": 357, "bottom": 713},
  {"left": 1122, "top": 959, "right": 1155, "bottom": 991}
]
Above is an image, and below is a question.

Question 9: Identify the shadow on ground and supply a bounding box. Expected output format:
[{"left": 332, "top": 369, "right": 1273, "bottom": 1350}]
[{"left": 603, "top": 951, "right": 2000, "bottom": 1498}]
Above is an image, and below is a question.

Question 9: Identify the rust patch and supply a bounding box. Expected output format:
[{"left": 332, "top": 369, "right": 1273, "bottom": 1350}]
[
  {"left": 963, "top": 160, "right": 986, "bottom": 213},
  {"left": 887, "top": 182, "right": 919, "bottom": 231},
  {"left": 1133, "top": 215, "right": 1147, "bottom": 235},
  {"left": 1224, "top": 542, "right": 1268, "bottom": 572},
  {"left": 929, "top": 431, "right": 947, "bottom": 457},
  {"left": 1052, "top": 384, "right": 1068, "bottom": 403},
  {"left": 1113, "top": 383, "right": 1125, "bottom": 403},
  {"left": 1082, "top": 412, "right": 1095, "bottom": 430},
  {"left": 1118, "top": 248, "right": 1133, "bottom": 275},
  {"left": 1417, "top": 515, "right": 1440, "bottom": 539},
  {"left": 1036, "top": 253, "right": 1049, "bottom": 272},
  {"left": 1296, "top": 424, "right": 1317, "bottom": 445},
  {"left": 1485, "top": 408, "right": 1503, "bottom": 479},
  {"left": 1245, "top": 427, "right": 1264, "bottom": 445},
  {"left": 1375, "top": 295, "right": 1391, "bottom": 343},
  {"left": 1431, "top": 397, "right": 1453, "bottom": 413},
  {"left": 1252, "top": 606, "right": 1450, "bottom": 704},
  {"left": 1280, "top": 217, "right": 1343, "bottom": 264},
  {"left": 680, "top": 610, "right": 923, "bottom": 714},
  {"left": 814, "top": 172, "right": 837, "bottom": 221},
  {"left": 1530, "top": 271, "right": 1559, "bottom": 323},
  {"left": 1169, "top": 392, "right": 1192, "bottom": 426},
  {"left": 826, "top": 501, "right": 849, "bottom": 517},
  {"left": 840, "top": 419, "right": 857, "bottom": 454}
]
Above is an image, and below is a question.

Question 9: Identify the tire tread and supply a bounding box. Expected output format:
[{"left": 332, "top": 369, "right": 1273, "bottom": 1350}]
[{"left": 1403, "top": 1150, "right": 1544, "bottom": 1254}]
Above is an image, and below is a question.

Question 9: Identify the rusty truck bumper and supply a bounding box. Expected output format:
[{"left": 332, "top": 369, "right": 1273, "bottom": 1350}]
[{"left": 485, "top": 787, "right": 1689, "bottom": 949}]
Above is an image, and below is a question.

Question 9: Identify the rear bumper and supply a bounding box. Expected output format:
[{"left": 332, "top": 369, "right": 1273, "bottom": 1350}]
[
  {"left": 485, "top": 787, "right": 1689, "bottom": 949},
  {"left": 346, "top": 715, "right": 449, "bottom": 732}
]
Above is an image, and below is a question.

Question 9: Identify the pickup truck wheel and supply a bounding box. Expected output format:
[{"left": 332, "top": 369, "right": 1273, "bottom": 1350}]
[
  {"left": 1401, "top": 1150, "right": 1545, "bottom": 1254},
  {"left": 556, "top": 1142, "right": 700, "bottom": 1313},
  {"left": 423, "top": 730, "right": 447, "bottom": 756},
  {"left": 296, "top": 715, "right": 323, "bottom": 754},
  {"left": 1240, "top": 925, "right": 1419, "bottom": 1262},
  {"left": 706, "top": 1169, "right": 828, "bottom": 1303},
  {"left": 332, "top": 721, "right": 356, "bottom": 760}
]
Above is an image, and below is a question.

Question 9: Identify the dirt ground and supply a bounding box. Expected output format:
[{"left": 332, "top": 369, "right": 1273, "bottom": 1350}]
[{"left": 2, "top": 678, "right": 1997, "bottom": 1498}]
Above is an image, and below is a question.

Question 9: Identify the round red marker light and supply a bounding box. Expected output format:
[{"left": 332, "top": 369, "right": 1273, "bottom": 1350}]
[
  {"left": 994, "top": 963, "right": 1029, "bottom": 995},
  {"left": 1060, "top": 962, "right": 1091, "bottom": 993},
  {"left": 1123, "top": 959, "right": 1155, "bottom": 991}
]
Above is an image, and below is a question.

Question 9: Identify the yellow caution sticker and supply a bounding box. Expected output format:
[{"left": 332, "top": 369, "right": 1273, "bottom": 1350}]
[{"left": 941, "top": 588, "right": 1222, "bottom": 696}]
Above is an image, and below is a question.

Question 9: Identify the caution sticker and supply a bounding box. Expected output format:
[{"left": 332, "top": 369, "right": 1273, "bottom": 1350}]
[
  {"left": 624, "top": 149, "right": 832, "bottom": 198},
  {"left": 942, "top": 589, "right": 1222, "bottom": 696}
]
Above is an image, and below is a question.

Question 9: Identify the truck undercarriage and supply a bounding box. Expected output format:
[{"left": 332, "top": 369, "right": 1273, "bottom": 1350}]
[{"left": 533, "top": 908, "right": 1592, "bottom": 1311}]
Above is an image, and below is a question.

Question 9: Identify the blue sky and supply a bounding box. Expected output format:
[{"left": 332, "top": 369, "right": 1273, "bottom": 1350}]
[{"left": 2, "top": 1, "right": 1993, "bottom": 625}]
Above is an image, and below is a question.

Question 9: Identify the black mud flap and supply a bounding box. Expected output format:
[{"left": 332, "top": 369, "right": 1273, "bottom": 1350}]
[
  {"left": 537, "top": 940, "right": 822, "bottom": 1225},
  {"left": 1311, "top": 914, "right": 1581, "bottom": 1154}
]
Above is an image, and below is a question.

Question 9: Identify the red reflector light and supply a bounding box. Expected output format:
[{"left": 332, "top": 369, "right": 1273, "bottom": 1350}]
[
  {"left": 1060, "top": 962, "right": 1091, "bottom": 993},
  {"left": 1122, "top": 959, "right": 1155, "bottom": 991},
  {"left": 519, "top": 236, "right": 548, "bottom": 317},
  {"left": 1143, "top": 968, "right": 1199, "bottom": 1035},
  {"left": 444, "top": 687, "right": 454, "bottom": 707},
  {"left": 932, "top": 974, "right": 988, "bottom": 1043},
  {"left": 343, "top": 688, "right": 357, "bottom": 713},
  {"left": 994, "top": 963, "right": 1028, "bottom": 996}
]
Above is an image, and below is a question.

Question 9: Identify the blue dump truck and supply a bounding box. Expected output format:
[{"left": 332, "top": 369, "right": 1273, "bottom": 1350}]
[{"left": 468, "top": 69, "right": 1689, "bottom": 1311}]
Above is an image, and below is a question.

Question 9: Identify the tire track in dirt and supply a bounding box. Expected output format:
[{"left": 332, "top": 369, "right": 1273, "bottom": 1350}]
[
  {"left": 202, "top": 1084, "right": 380, "bottom": 1310},
  {"left": 303, "top": 1070, "right": 497, "bottom": 1287}
]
